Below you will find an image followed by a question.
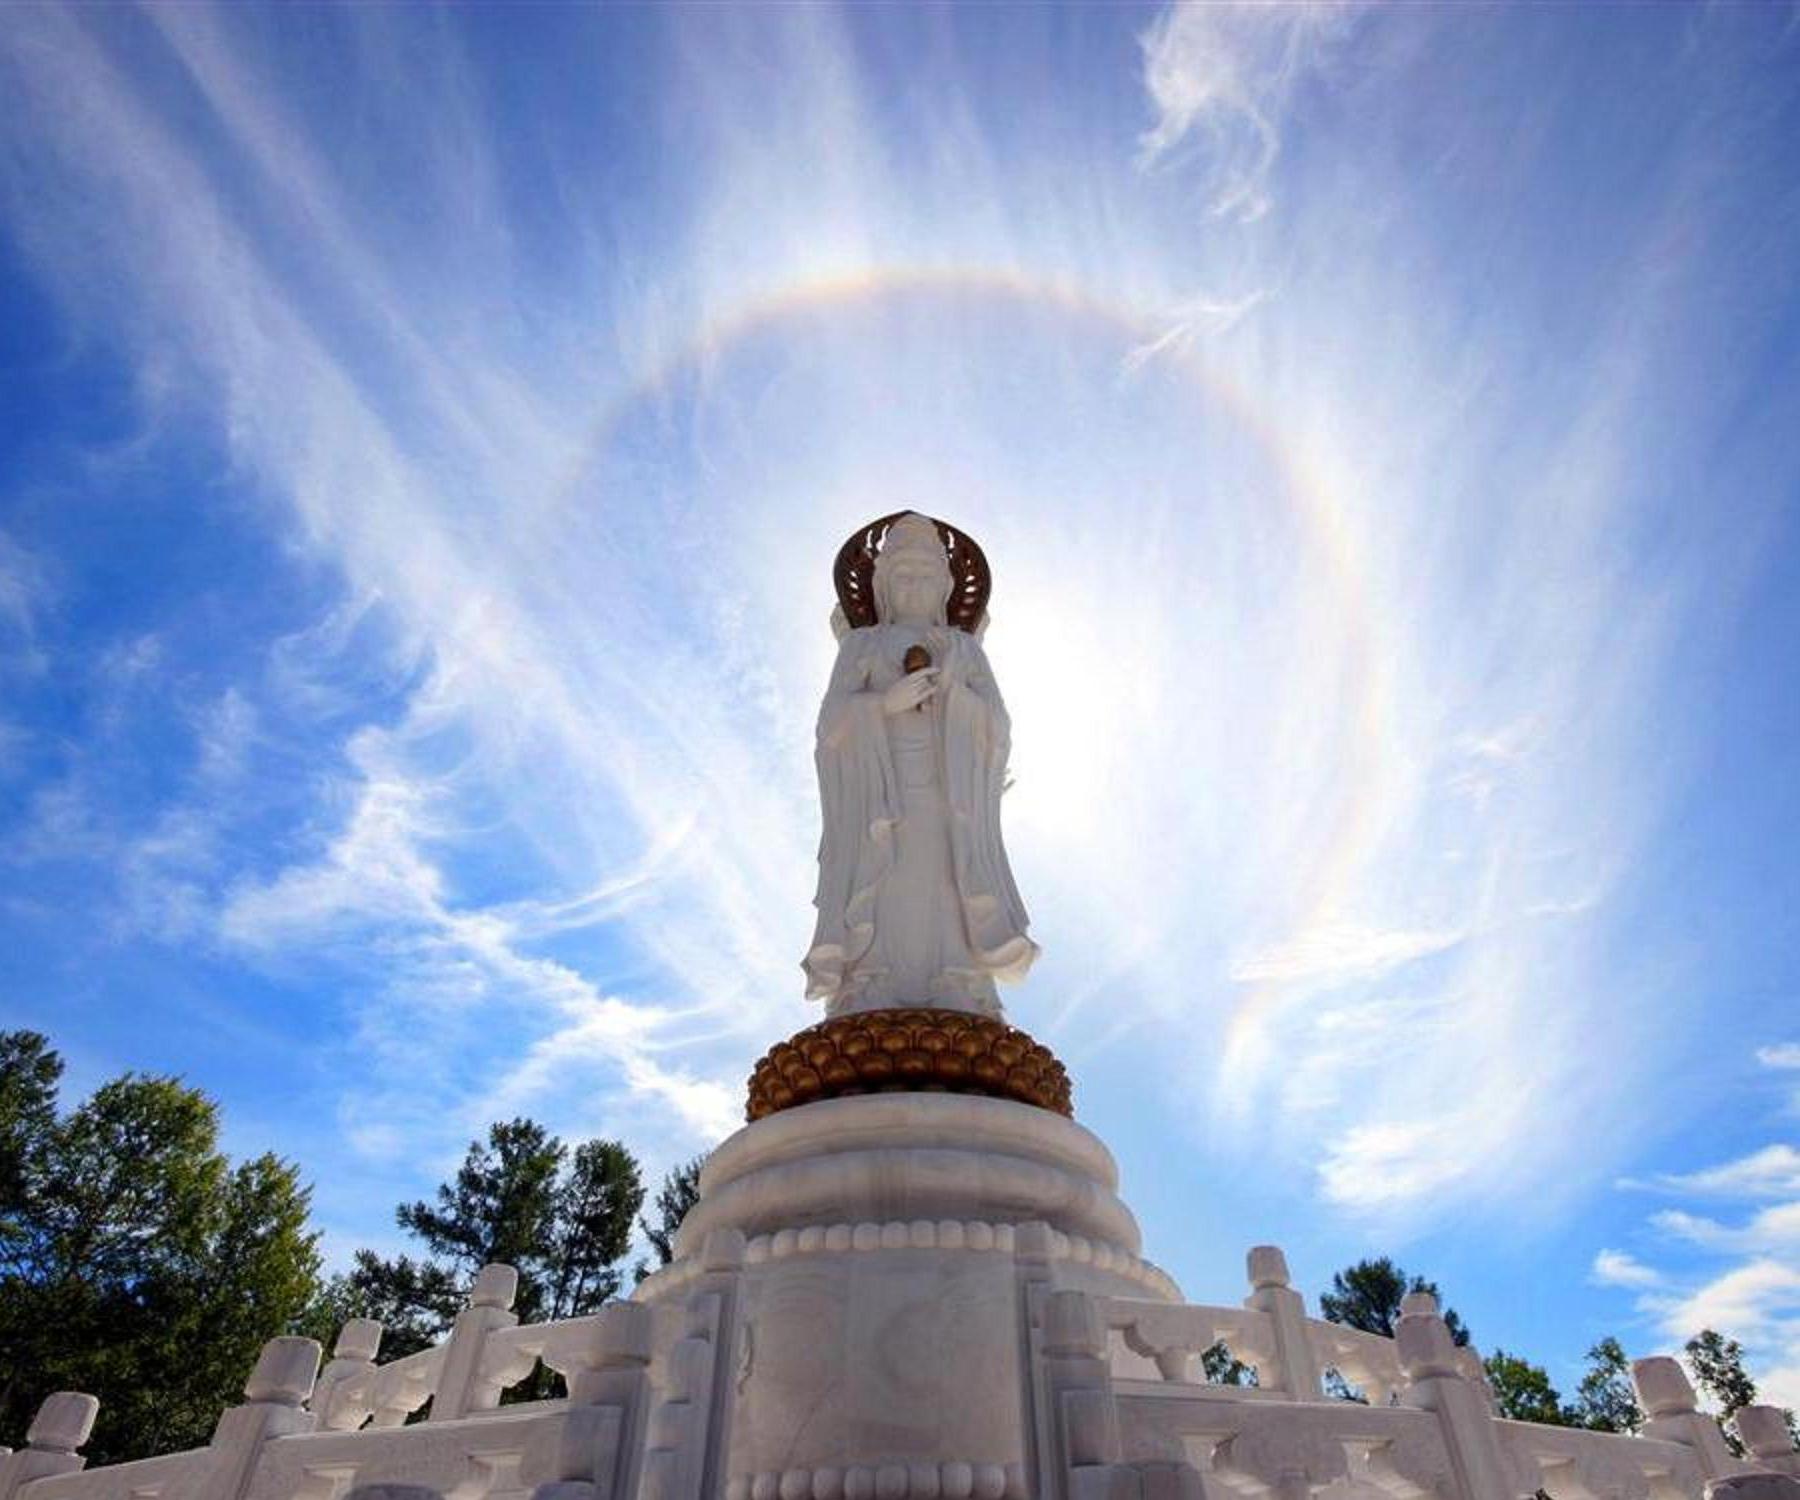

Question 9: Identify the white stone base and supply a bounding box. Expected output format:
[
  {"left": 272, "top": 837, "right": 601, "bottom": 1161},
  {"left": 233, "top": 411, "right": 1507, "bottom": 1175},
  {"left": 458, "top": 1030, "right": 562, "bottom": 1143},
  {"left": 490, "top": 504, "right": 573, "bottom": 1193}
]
[{"left": 635, "top": 1095, "right": 1180, "bottom": 1494}]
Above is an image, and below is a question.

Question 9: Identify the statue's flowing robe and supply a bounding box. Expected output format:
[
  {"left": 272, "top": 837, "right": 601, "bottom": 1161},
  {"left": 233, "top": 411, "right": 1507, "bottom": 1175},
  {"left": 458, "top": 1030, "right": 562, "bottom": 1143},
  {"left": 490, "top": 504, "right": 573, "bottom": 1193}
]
[{"left": 804, "top": 623, "right": 1037, "bottom": 1015}]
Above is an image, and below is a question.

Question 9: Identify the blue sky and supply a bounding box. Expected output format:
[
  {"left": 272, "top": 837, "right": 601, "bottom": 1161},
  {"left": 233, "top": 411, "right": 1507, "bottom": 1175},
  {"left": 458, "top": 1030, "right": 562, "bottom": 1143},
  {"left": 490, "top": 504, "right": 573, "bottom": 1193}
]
[{"left": 2, "top": 0, "right": 1798, "bottom": 1408}]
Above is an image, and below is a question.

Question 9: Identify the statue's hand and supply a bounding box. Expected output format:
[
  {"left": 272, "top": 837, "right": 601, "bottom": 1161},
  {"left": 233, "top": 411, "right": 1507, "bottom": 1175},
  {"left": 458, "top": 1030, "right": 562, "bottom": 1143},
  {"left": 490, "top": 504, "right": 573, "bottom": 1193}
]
[{"left": 882, "top": 669, "right": 938, "bottom": 714}]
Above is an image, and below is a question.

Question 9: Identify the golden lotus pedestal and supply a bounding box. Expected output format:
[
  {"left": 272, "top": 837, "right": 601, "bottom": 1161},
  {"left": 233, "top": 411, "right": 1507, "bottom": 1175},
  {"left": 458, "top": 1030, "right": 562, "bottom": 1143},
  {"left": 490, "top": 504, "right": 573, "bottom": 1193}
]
[{"left": 744, "top": 1005, "right": 1074, "bottom": 1121}]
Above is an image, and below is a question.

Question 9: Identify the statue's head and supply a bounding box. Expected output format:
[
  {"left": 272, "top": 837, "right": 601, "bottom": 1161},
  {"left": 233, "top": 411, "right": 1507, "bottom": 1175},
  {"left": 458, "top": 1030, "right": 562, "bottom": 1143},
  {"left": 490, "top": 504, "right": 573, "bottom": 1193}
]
[
  {"left": 872, "top": 513, "right": 953, "bottom": 626},
  {"left": 832, "top": 511, "right": 989, "bottom": 639}
]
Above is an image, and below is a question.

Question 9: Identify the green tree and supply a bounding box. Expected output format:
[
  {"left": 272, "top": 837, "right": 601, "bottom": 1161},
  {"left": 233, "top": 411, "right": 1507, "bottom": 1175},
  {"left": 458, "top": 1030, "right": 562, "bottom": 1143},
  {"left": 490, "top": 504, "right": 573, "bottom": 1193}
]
[
  {"left": 327, "top": 1119, "right": 646, "bottom": 1378},
  {"left": 317, "top": 1250, "right": 461, "bottom": 1360},
  {"left": 1203, "top": 1341, "right": 1256, "bottom": 1386},
  {"left": 0, "top": 1031, "right": 321, "bottom": 1465},
  {"left": 637, "top": 1154, "right": 707, "bottom": 1274},
  {"left": 548, "top": 1140, "right": 645, "bottom": 1318},
  {"left": 1570, "top": 1336, "right": 1641, "bottom": 1433},
  {"left": 1685, "top": 1328, "right": 1758, "bottom": 1456},
  {"left": 0, "top": 1030, "right": 60, "bottom": 1256},
  {"left": 396, "top": 1119, "right": 564, "bottom": 1319},
  {"left": 1485, "top": 1350, "right": 1573, "bottom": 1425},
  {"left": 1320, "top": 1257, "right": 1472, "bottom": 1345}
]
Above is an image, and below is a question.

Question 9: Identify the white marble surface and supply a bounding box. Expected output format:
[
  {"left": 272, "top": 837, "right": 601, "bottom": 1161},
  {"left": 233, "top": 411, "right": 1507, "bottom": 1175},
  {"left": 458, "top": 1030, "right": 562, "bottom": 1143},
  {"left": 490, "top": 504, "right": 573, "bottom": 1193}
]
[
  {"left": 673, "top": 1094, "right": 1142, "bottom": 1259},
  {"left": 805, "top": 514, "right": 1037, "bottom": 1017}
]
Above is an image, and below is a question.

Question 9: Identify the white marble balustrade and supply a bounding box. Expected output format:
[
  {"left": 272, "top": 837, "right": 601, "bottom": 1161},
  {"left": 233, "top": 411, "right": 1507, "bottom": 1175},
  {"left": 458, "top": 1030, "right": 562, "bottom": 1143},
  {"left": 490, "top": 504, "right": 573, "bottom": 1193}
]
[{"left": 4, "top": 1242, "right": 1797, "bottom": 1500}]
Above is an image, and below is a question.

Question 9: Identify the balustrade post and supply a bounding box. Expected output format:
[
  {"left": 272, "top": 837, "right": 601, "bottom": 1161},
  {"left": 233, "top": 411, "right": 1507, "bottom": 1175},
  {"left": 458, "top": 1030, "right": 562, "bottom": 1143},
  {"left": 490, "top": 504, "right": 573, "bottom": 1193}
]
[
  {"left": 1737, "top": 1408, "right": 1800, "bottom": 1478},
  {"left": 313, "top": 1318, "right": 384, "bottom": 1432},
  {"left": 528, "top": 1296, "right": 657, "bottom": 1500},
  {"left": 1244, "top": 1246, "right": 1322, "bottom": 1399},
  {"left": 1397, "top": 1293, "right": 1514, "bottom": 1500},
  {"left": 431, "top": 1263, "right": 521, "bottom": 1421},
  {"left": 1014, "top": 1219, "right": 1066, "bottom": 1500},
  {"left": 640, "top": 1227, "right": 746, "bottom": 1500},
  {"left": 197, "top": 1335, "right": 322, "bottom": 1500},
  {"left": 0, "top": 1392, "right": 98, "bottom": 1499},
  {"left": 1633, "top": 1357, "right": 1739, "bottom": 1481},
  {"left": 1044, "top": 1289, "right": 1140, "bottom": 1500}
]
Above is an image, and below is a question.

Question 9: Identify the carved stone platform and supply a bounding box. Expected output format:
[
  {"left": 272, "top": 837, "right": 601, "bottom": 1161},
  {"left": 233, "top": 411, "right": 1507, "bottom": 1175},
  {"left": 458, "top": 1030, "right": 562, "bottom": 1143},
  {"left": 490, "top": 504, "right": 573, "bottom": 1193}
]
[{"left": 745, "top": 1007, "right": 1073, "bottom": 1121}]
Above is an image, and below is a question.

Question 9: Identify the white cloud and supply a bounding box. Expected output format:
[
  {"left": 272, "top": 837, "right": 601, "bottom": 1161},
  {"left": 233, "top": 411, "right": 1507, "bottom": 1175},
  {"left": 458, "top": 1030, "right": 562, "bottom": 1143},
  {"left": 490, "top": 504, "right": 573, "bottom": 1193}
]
[
  {"left": 0, "top": 531, "right": 53, "bottom": 678},
  {"left": 1628, "top": 1146, "right": 1800, "bottom": 1200},
  {"left": 0, "top": 1, "right": 1768, "bottom": 1235},
  {"left": 1757, "top": 1043, "right": 1800, "bottom": 1070},
  {"left": 1652, "top": 1203, "right": 1800, "bottom": 1253},
  {"left": 1599, "top": 1075, "right": 1800, "bottom": 1413},
  {"left": 1138, "top": 1, "right": 1360, "bottom": 220},
  {"left": 0, "top": 530, "right": 50, "bottom": 642},
  {"left": 1655, "top": 1259, "right": 1800, "bottom": 1346},
  {"left": 1592, "top": 1248, "right": 1663, "bottom": 1289},
  {"left": 1757, "top": 1363, "right": 1800, "bottom": 1413},
  {"left": 1230, "top": 921, "right": 1464, "bottom": 986},
  {"left": 1125, "top": 288, "right": 1269, "bottom": 369},
  {"left": 1318, "top": 1117, "right": 1473, "bottom": 1207}
]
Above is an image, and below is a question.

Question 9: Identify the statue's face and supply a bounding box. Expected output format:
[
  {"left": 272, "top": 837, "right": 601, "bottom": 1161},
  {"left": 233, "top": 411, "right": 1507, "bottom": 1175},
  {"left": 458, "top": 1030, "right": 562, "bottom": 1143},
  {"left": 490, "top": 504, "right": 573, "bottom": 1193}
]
[{"left": 881, "top": 556, "right": 949, "bottom": 624}]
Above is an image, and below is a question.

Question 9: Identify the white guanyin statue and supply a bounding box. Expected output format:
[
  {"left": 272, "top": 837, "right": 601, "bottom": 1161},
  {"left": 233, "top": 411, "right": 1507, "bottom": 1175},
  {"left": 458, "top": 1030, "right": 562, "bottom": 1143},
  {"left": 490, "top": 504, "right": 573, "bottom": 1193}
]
[{"left": 803, "top": 512, "right": 1039, "bottom": 1017}]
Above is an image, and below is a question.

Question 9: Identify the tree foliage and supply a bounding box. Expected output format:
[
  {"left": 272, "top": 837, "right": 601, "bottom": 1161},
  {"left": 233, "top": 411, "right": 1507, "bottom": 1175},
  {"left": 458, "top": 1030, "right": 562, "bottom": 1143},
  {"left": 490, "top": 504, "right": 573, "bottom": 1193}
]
[
  {"left": 1685, "top": 1328, "right": 1760, "bottom": 1456},
  {"left": 1203, "top": 1341, "right": 1257, "bottom": 1386},
  {"left": 638, "top": 1155, "right": 707, "bottom": 1272},
  {"left": 0, "top": 1031, "right": 320, "bottom": 1465},
  {"left": 321, "top": 1119, "right": 646, "bottom": 1370},
  {"left": 1686, "top": 1329, "right": 1756, "bottom": 1415},
  {"left": 1320, "top": 1257, "right": 1472, "bottom": 1346},
  {"left": 1570, "top": 1336, "right": 1642, "bottom": 1433},
  {"left": 1485, "top": 1350, "right": 1573, "bottom": 1426}
]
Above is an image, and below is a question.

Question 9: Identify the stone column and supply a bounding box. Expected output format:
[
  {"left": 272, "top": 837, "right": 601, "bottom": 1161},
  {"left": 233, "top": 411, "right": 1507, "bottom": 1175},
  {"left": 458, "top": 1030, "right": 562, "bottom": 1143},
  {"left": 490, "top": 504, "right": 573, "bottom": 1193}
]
[
  {"left": 0, "top": 1392, "right": 98, "bottom": 1499},
  {"left": 1244, "top": 1246, "right": 1322, "bottom": 1400},
  {"left": 1633, "top": 1357, "right": 1739, "bottom": 1481},
  {"left": 1397, "top": 1293, "right": 1515, "bottom": 1500},
  {"left": 431, "top": 1263, "right": 521, "bottom": 1421},
  {"left": 528, "top": 1298, "right": 656, "bottom": 1500},
  {"left": 1737, "top": 1408, "right": 1800, "bottom": 1479},
  {"left": 642, "top": 1228, "right": 746, "bottom": 1500},
  {"left": 313, "top": 1318, "right": 384, "bottom": 1432},
  {"left": 197, "top": 1335, "right": 322, "bottom": 1500},
  {"left": 1043, "top": 1289, "right": 1127, "bottom": 1500}
]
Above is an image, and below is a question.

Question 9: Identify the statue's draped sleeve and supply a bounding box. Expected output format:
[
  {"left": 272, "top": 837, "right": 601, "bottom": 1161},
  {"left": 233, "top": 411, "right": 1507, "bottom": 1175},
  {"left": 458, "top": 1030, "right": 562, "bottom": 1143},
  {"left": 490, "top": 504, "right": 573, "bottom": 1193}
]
[
  {"left": 804, "top": 631, "right": 899, "bottom": 1001},
  {"left": 938, "top": 630, "right": 1037, "bottom": 981}
]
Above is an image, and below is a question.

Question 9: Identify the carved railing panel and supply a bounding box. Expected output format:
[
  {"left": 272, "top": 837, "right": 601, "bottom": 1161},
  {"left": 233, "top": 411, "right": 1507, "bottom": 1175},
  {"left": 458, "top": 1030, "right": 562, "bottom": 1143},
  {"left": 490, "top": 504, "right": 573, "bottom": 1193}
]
[
  {"left": 1102, "top": 1298, "right": 1277, "bottom": 1385},
  {"left": 1305, "top": 1322, "right": 1406, "bottom": 1408},
  {"left": 1496, "top": 1422, "right": 1705, "bottom": 1500}
]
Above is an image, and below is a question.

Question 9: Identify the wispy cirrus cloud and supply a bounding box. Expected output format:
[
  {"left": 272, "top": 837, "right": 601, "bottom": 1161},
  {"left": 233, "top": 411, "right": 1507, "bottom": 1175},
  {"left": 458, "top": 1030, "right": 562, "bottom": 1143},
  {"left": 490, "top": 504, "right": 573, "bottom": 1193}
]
[
  {"left": 1138, "top": 1, "right": 1362, "bottom": 221},
  {"left": 1230, "top": 921, "right": 1464, "bottom": 987},
  {"left": 0, "top": 530, "right": 51, "bottom": 676},
  {"left": 0, "top": 2, "right": 1793, "bottom": 1277}
]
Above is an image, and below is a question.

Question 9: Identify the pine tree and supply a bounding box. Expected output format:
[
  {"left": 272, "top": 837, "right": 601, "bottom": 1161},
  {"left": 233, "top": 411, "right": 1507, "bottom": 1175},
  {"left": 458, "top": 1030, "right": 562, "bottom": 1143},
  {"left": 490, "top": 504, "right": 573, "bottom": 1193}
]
[
  {"left": 326, "top": 1119, "right": 646, "bottom": 1383},
  {"left": 1319, "top": 1257, "right": 1471, "bottom": 1344},
  {"left": 637, "top": 1154, "right": 707, "bottom": 1273}
]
